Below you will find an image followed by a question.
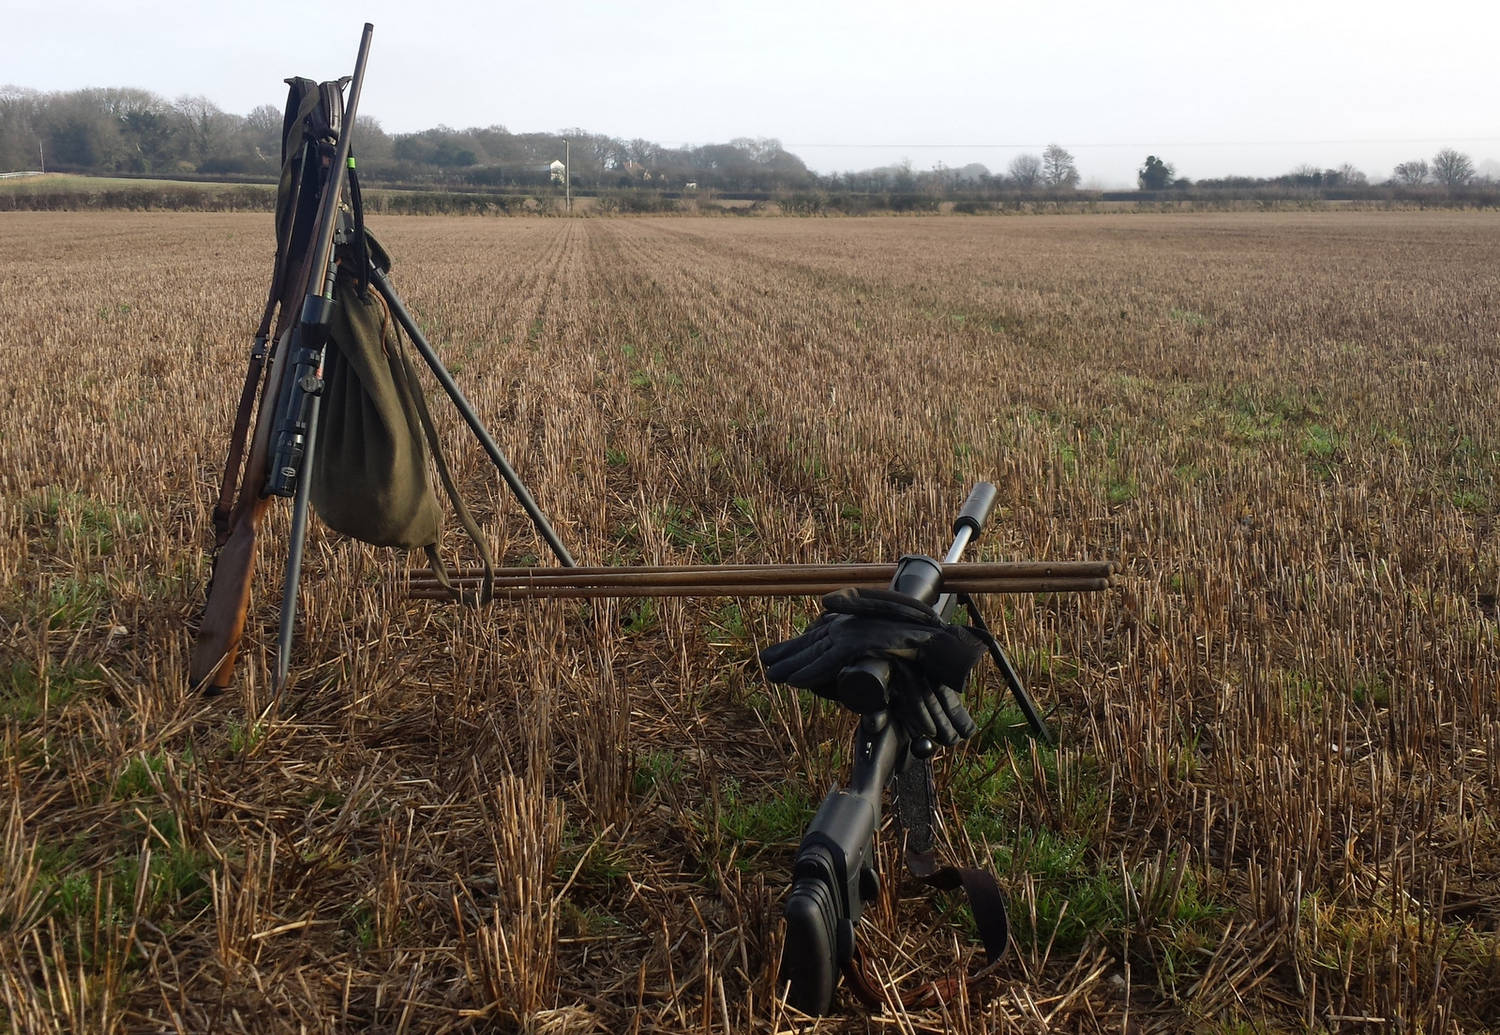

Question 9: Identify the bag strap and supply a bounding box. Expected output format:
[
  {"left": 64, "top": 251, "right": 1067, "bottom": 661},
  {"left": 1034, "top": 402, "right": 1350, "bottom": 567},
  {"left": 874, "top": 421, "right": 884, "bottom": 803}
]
[
  {"left": 843, "top": 633, "right": 1013, "bottom": 1013},
  {"left": 837, "top": 812, "right": 1008, "bottom": 1012},
  {"left": 840, "top": 845, "right": 1009, "bottom": 1012},
  {"left": 347, "top": 162, "right": 371, "bottom": 299}
]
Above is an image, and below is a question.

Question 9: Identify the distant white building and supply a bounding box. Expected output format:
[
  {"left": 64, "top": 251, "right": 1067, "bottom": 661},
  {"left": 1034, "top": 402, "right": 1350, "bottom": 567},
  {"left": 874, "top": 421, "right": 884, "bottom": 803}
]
[{"left": 550, "top": 159, "right": 565, "bottom": 184}]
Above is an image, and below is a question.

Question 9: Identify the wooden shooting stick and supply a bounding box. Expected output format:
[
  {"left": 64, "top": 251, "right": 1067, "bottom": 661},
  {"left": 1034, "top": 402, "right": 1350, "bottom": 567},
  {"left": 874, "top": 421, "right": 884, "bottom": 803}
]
[{"left": 404, "top": 559, "right": 1115, "bottom": 600}]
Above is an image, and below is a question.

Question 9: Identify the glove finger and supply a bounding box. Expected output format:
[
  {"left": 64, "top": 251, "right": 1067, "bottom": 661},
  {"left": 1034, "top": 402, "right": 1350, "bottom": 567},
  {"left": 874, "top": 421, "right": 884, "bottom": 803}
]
[
  {"left": 936, "top": 685, "right": 976, "bottom": 740},
  {"left": 899, "top": 692, "right": 938, "bottom": 740},
  {"left": 759, "top": 617, "right": 838, "bottom": 675},
  {"left": 926, "top": 692, "right": 960, "bottom": 746},
  {"left": 776, "top": 653, "right": 849, "bottom": 691}
]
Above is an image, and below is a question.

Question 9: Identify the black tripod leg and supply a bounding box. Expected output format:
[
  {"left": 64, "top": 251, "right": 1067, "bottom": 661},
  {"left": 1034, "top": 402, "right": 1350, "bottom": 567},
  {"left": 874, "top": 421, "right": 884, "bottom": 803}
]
[
  {"left": 368, "top": 265, "right": 575, "bottom": 567},
  {"left": 958, "top": 592, "right": 1054, "bottom": 747},
  {"left": 993, "top": 643, "right": 1053, "bottom": 748},
  {"left": 276, "top": 391, "right": 321, "bottom": 692}
]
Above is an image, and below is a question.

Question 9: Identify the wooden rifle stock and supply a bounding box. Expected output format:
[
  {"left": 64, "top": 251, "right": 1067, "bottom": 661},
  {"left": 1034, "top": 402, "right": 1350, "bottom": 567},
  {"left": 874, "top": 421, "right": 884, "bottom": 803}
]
[
  {"left": 191, "top": 338, "right": 291, "bottom": 690},
  {"left": 211, "top": 140, "right": 311, "bottom": 548}
]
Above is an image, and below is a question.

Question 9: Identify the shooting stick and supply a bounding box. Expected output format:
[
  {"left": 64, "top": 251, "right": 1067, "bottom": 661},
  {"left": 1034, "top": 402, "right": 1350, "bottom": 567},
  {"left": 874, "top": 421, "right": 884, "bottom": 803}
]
[{"left": 404, "top": 560, "right": 1115, "bottom": 600}]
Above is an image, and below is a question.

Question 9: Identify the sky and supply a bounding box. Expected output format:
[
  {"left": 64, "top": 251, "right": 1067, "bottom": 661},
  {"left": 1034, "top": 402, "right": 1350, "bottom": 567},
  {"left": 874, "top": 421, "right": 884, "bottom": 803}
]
[{"left": 4, "top": 0, "right": 1498, "bottom": 187}]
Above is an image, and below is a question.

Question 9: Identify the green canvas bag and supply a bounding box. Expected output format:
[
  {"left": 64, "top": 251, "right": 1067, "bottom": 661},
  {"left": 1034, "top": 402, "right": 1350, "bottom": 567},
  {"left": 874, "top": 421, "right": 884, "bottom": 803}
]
[
  {"left": 277, "top": 78, "right": 493, "bottom": 599},
  {"left": 311, "top": 257, "right": 440, "bottom": 549},
  {"left": 310, "top": 243, "right": 494, "bottom": 600}
]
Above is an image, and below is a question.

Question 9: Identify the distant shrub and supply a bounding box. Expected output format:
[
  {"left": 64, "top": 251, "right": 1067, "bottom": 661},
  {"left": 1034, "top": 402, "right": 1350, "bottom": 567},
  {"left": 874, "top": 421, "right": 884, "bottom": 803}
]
[
  {"left": 886, "top": 193, "right": 940, "bottom": 213},
  {"left": 0, "top": 184, "right": 276, "bottom": 212},
  {"left": 824, "top": 194, "right": 882, "bottom": 215},
  {"left": 596, "top": 190, "right": 678, "bottom": 214},
  {"left": 776, "top": 191, "right": 827, "bottom": 215},
  {"left": 365, "top": 191, "right": 509, "bottom": 216}
]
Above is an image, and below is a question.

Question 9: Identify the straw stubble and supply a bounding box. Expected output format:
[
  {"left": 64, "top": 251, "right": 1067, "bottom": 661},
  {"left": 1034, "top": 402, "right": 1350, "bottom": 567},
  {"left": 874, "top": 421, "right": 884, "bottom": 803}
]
[{"left": 0, "top": 209, "right": 1495, "bottom": 1032}]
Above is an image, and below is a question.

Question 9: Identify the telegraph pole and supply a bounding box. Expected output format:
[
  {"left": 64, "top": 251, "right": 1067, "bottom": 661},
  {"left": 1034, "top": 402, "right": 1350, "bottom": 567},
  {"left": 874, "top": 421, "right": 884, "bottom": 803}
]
[{"left": 564, "top": 138, "right": 571, "bottom": 215}]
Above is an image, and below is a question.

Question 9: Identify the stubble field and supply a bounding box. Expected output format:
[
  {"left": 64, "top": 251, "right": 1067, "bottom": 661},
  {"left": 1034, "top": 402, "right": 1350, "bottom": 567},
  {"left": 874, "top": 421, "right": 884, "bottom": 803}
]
[{"left": 0, "top": 209, "right": 1497, "bottom": 1033}]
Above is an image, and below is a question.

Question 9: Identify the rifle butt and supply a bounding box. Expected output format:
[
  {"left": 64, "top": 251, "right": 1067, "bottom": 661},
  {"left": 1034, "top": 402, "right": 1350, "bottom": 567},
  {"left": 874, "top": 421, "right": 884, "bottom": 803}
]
[{"left": 191, "top": 498, "right": 269, "bottom": 691}]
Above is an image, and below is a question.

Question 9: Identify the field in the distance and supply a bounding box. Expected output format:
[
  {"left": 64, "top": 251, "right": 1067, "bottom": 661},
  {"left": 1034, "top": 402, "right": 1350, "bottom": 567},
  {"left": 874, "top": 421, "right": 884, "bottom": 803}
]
[{"left": 1, "top": 210, "right": 1496, "bottom": 1033}]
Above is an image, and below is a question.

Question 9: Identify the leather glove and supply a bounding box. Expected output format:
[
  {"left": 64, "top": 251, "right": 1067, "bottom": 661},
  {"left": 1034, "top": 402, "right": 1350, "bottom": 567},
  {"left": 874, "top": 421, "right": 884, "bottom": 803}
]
[
  {"left": 760, "top": 588, "right": 983, "bottom": 746},
  {"left": 890, "top": 670, "right": 977, "bottom": 747}
]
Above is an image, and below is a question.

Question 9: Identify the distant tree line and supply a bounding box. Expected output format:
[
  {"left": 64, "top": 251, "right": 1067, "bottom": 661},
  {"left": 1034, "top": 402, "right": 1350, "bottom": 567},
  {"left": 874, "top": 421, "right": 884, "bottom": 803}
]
[
  {"left": 0, "top": 84, "right": 814, "bottom": 192},
  {"left": 1180, "top": 148, "right": 1488, "bottom": 192},
  {"left": 2, "top": 84, "right": 1494, "bottom": 205}
]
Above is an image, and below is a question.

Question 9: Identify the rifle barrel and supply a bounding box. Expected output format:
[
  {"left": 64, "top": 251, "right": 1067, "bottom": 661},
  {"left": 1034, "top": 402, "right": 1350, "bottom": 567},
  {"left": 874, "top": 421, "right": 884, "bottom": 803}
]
[{"left": 303, "top": 24, "right": 373, "bottom": 294}]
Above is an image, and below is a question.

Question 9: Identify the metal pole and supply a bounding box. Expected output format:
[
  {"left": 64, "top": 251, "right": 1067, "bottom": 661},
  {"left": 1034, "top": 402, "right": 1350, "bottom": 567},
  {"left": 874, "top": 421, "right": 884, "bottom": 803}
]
[
  {"left": 276, "top": 391, "right": 320, "bottom": 689},
  {"left": 368, "top": 266, "right": 576, "bottom": 567}
]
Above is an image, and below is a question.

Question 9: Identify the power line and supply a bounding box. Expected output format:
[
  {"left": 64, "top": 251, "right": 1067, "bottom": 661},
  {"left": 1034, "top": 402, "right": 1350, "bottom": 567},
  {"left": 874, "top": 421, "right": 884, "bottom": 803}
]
[{"left": 777, "top": 136, "right": 1500, "bottom": 149}]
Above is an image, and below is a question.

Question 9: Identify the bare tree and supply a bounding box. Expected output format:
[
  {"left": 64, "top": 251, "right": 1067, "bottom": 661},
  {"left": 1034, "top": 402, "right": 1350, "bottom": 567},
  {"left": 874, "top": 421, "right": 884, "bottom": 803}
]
[
  {"left": 0, "top": 86, "right": 41, "bottom": 171},
  {"left": 173, "top": 94, "right": 233, "bottom": 167},
  {"left": 356, "top": 116, "right": 395, "bottom": 163},
  {"left": 1007, "top": 153, "right": 1042, "bottom": 189},
  {"left": 1431, "top": 148, "right": 1474, "bottom": 187},
  {"left": 243, "top": 104, "right": 282, "bottom": 163},
  {"left": 1041, "top": 144, "right": 1079, "bottom": 188},
  {"left": 1332, "top": 163, "right": 1367, "bottom": 187},
  {"left": 1286, "top": 163, "right": 1322, "bottom": 186},
  {"left": 1392, "top": 159, "right": 1428, "bottom": 185},
  {"left": 43, "top": 91, "right": 127, "bottom": 169},
  {"left": 626, "top": 138, "right": 661, "bottom": 169}
]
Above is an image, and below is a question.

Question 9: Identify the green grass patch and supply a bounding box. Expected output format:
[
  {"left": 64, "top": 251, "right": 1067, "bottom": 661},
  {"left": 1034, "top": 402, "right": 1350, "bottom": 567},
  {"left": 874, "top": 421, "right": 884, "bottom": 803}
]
[
  {"left": 1000, "top": 830, "right": 1125, "bottom": 952},
  {"left": 1, "top": 659, "right": 105, "bottom": 722},
  {"left": 43, "top": 574, "right": 110, "bottom": 630},
  {"left": 1009, "top": 643, "right": 1081, "bottom": 686},
  {"left": 621, "top": 599, "right": 659, "bottom": 637},
  {"left": 633, "top": 750, "right": 685, "bottom": 795},
  {"left": 1302, "top": 423, "right": 1342, "bottom": 461},
  {"left": 705, "top": 602, "right": 749, "bottom": 648},
  {"left": 226, "top": 720, "right": 267, "bottom": 756},
  {"left": 0, "top": 173, "right": 252, "bottom": 194},
  {"left": 1106, "top": 476, "right": 1139, "bottom": 505},
  {"left": 38, "top": 815, "right": 212, "bottom": 926},
  {"left": 25, "top": 489, "right": 145, "bottom": 557},
  {"left": 1351, "top": 673, "right": 1392, "bottom": 709},
  {"left": 556, "top": 825, "right": 631, "bottom": 887},
  {"left": 716, "top": 777, "right": 811, "bottom": 847}
]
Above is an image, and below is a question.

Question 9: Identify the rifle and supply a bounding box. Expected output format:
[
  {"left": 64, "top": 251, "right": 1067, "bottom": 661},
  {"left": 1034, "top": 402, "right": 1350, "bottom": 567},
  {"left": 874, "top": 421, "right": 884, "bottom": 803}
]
[
  {"left": 191, "top": 26, "right": 373, "bottom": 692},
  {"left": 773, "top": 483, "right": 1061, "bottom": 1014},
  {"left": 194, "top": 24, "right": 578, "bottom": 694}
]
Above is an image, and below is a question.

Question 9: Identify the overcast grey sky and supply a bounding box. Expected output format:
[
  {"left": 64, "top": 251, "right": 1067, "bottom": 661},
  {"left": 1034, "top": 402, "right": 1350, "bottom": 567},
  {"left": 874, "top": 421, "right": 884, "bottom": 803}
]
[{"left": 5, "top": 0, "right": 1497, "bottom": 186}]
